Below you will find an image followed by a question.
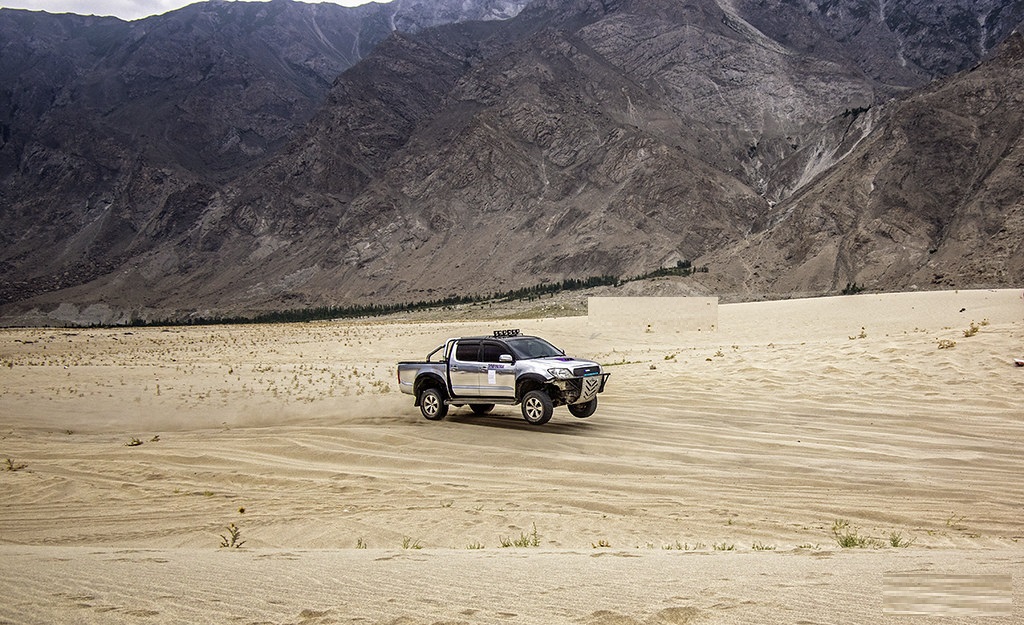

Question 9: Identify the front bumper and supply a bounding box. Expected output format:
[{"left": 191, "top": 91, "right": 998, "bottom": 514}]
[{"left": 555, "top": 373, "right": 610, "bottom": 404}]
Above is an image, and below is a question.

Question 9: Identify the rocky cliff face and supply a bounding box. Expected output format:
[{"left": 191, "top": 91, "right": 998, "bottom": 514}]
[
  {"left": 1, "top": 0, "right": 1021, "bottom": 324},
  {"left": 0, "top": 0, "right": 529, "bottom": 314},
  {"left": 700, "top": 31, "right": 1024, "bottom": 298}
]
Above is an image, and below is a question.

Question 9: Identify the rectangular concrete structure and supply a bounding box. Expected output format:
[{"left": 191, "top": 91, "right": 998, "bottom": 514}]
[{"left": 588, "top": 297, "right": 718, "bottom": 334}]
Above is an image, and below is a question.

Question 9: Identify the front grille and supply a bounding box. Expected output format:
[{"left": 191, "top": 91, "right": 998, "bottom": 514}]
[{"left": 573, "top": 366, "right": 600, "bottom": 377}]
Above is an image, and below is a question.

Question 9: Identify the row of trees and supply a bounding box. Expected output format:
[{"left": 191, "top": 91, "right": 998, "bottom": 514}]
[{"left": 125, "top": 263, "right": 705, "bottom": 327}]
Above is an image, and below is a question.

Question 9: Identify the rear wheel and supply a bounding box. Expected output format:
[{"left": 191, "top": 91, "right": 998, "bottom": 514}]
[
  {"left": 419, "top": 387, "right": 448, "bottom": 421},
  {"left": 568, "top": 398, "right": 597, "bottom": 418},
  {"left": 521, "top": 389, "right": 553, "bottom": 425},
  {"left": 470, "top": 404, "right": 495, "bottom": 416}
]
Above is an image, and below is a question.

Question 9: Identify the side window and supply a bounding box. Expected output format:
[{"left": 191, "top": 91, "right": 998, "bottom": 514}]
[
  {"left": 480, "top": 342, "right": 511, "bottom": 363},
  {"left": 455, "top": 341, "right": 480, "bottom": 362}
]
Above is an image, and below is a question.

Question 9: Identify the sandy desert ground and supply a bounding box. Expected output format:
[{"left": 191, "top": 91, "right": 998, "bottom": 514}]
[{"left": 1, "top": 289, "right": 1022, "bottom": 624}]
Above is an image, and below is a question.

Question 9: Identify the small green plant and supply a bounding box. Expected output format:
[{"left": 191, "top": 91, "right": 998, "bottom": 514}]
[
  {"left": 5, "top": 458, "right": 27, "bottom": 472},
  {"left": 467, "top": 542, "right": 485, "bottom": 550},
  {"left": 945, "top": 513, "right": 967, "bottom": 530},
  {"left": 401, "top": 536, "right": 422, "bottom": 550},
  {"left": 356, "top": 537, "right": 367, "bottom": 549},
  {"left": 963, "top": 322, "right": 980, "bottom": 337},
  {"left": 664, "top": 353, "right": 677, "bottom": 361},
  {"left": 125, "top": 437, "right": 143, "bottom": 447},
  {"left": 712, "top": 543, "right": 735, "bottom": 551},
  {"left": 832, "top": 519, "right": 877, "bottom": 548},
  {"left": 937, "top": 339, "right": 957, "bottom": 349},
  {"left": 751, "top": 542, "right": 776, "bottom": 551},
  {"left": 889, "top": 531, "right": 915, "bottom": 548},
  {"left": 149, "top": 435, "right": 160, "bottom": 442},
  {"left": 500, "top": 523, "right": 540, "bottom": 548},
  {"left": 662, "top": 541, "right": 704, "bottom": 551},
  {"left": 440, "top": 500, "right": 453, "bottom": 508},
  {"left": 849, "top": 327, "right": 867, "bottom": 340},
  {"left": 219, "top": 523, "right": 245, "bottom": 548},
  {"left": 592, "top": 540, "right": 612, "bottom": 548},
  {"left": 841, "top": 282, "right": 864, "bottom": 295}
]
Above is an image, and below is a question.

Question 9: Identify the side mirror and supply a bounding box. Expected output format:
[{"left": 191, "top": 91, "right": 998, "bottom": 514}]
[{"left": 499, "top": 354, "right": 513, "bottom": 363}]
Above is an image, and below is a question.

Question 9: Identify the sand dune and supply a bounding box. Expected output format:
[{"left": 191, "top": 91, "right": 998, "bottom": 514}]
[{"left": 1, "top": 289, "right": 1022, "bottom": 624}]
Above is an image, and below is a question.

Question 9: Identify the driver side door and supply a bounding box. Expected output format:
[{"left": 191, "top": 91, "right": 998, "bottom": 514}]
[{"left": 480, "top": 340, "right": 516, "bottom": 399}]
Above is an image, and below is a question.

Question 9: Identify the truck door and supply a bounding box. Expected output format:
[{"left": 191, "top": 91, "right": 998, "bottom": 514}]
[
  {"left": 480, "top": 341, "right": 516, "bottom": 399},
  {"left": 449, "top": 340, "right": 483, "bottom": 397}
]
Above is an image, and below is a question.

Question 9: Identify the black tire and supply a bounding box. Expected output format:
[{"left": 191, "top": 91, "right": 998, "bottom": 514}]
[
  {"left": 521, "top": 389, "right": 553, "bottom": 425},
  {"left": 567, "top": 398, "right": 597, "bottom": 418},
  {"left": 419, "top": 387, "right": 448, "bottom": 421},
  {"left": 470, "top": 404, "right": 495, "bottom": 416}
]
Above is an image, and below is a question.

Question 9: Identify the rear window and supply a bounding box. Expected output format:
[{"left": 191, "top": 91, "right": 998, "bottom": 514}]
[{"left": 455, "top": 341, "right": 480, "bottom": 362}]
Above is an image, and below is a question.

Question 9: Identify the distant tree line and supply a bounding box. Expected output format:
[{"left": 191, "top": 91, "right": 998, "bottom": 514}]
[
  {"left": 492, "top": 275, "right": 619, "bottom": 303},
  {"left": 625, "top": 259, "right": 708, "bottom": 282},
  {"left": 118, "top": 263, "right": 707, "bottom": 327}
]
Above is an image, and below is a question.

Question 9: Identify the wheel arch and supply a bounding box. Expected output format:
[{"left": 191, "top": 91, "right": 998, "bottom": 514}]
[
  {"left": 515, "top": 374, "right": 549, "bottom": 402},
  {"left": 414, "top": 373, "right": 448, "bottom": 406}
]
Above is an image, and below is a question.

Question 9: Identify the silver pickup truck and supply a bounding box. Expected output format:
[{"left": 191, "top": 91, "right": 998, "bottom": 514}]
[{"left": 397, "top": 329, "right": 610, "bottom": 425}]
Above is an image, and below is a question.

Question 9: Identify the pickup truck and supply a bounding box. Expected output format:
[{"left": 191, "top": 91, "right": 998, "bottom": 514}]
[{"left": 397, "top": 329, "right": 610, "bottom": 425}]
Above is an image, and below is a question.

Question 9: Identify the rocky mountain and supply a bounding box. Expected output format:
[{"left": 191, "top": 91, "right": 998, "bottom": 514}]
[
  {"left": 1, "top": 0, "right": 1022, "bottom": 324},
  {"left": 702, "top": 30, "right": 1024, "bottom": 298},
  {"left": 0, "top": 0, "right": 529, "bottom": 317}
]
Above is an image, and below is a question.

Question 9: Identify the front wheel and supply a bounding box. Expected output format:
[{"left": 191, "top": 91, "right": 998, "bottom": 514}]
[
  {"left": 521, "top": 389, "right": 553, "bottom": 425},
  {"left": 567, "top": 398, "right": 597, "bottom": 418},
  {"left": 419, "top": 387, "right": 448, "bottom": 421}
]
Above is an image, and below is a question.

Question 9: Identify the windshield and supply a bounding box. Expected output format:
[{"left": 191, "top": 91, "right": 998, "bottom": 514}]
[{"left": 506, "top": 337, "right": 563, "bottom": 359}]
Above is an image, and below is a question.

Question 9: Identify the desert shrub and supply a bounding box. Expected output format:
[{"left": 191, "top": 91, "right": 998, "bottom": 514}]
[
  {"left": 500, "top": 523, "right": 540, "bottom": 548},
  {"left": 219, "top": 523, "right": 245, "bottom": 548},
  {"left": 832, "top": 519, "right": 879, "bottom": 548},
  {"left": 889, "top": 531, "right": 914, "bottom": 548},
  {"left": 401, "top": 537, "right": 422, "bottom": 550}
]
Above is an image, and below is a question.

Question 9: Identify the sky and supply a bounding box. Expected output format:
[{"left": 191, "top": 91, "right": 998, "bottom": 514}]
[{"left": 0, "top": 0, "right": 378, "bottom": 21}]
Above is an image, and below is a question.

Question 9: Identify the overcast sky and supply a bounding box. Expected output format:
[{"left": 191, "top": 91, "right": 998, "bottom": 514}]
[{"left": 0, "top": 0, "right": 378, "bottom": 21}]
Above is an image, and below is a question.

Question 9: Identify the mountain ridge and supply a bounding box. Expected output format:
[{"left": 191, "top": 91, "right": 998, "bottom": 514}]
[{"left": 1, "top": 0, "right": 1022, "bottom": 325}]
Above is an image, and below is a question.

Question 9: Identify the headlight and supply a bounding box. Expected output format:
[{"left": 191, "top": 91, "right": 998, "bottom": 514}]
[{"left": 547, "top": 367, "right": 573, "bottom": 379}]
